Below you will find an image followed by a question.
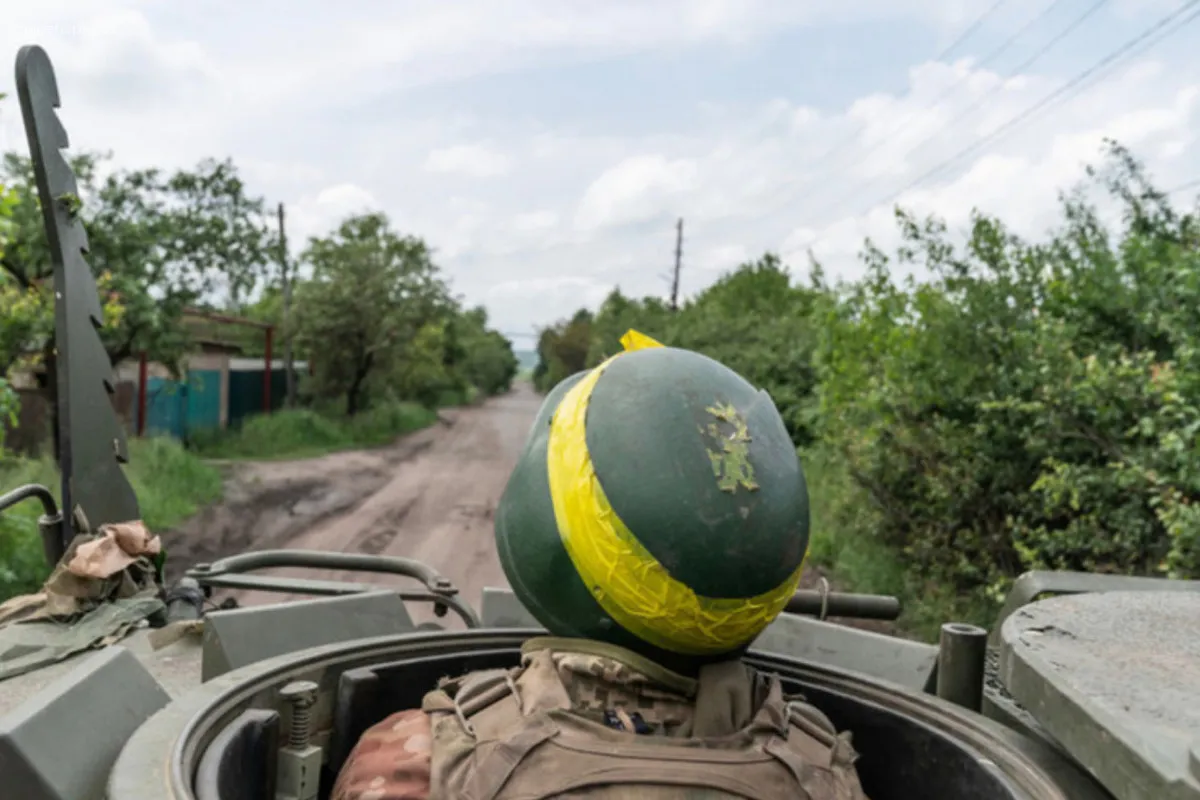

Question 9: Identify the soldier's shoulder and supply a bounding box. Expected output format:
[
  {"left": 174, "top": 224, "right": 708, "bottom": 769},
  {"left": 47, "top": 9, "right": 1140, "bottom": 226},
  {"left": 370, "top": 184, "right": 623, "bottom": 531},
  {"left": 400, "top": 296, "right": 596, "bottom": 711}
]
[{"left": 332, "top": 708, "right": 432, "bottom": 800}]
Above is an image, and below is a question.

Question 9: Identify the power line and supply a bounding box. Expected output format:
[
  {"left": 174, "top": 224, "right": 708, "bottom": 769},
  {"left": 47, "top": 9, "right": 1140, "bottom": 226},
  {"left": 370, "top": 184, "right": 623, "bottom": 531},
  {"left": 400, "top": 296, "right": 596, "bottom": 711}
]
[
  {"left": 786, "top": 0, "right": 1013, "bottom": 189},
  {"left": 821, "top": 0, "right": 1110, "bottom": 218},
  {"left": 852, "top": 0, "right": 1200, "bottom": 219},
  {"left": 935, "top": 0, "right": 1013, "bottom": 61},
  {"left": 843, "top": 0, "right": 1071, "bottom": 178},
  {"left": 970, "top": 0, "right": 1072, "bottom": 70},
  {"left": 1167, "top": 177, "right": 1200, "bottom": 196}
]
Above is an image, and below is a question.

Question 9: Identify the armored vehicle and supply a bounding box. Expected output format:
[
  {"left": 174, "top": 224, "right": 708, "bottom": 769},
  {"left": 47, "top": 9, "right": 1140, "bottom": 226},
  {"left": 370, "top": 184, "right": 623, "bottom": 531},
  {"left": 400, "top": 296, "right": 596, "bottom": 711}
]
[{"left": 1, "top": 44, "right": 1197, "bottom": 800}]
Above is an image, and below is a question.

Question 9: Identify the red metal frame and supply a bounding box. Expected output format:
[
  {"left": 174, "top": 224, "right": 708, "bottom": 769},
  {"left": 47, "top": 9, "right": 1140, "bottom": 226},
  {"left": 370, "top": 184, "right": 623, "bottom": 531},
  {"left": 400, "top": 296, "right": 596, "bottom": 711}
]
[{"left": 136, "top": 351, "right": 148, "bottom": 436}]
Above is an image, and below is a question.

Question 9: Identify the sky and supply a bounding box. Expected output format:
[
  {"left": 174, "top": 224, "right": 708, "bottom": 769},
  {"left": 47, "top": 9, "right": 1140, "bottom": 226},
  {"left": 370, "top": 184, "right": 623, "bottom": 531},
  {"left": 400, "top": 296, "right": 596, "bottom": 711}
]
[{"left": 1, "top": 1, "right": 1198, "bottom": 350}]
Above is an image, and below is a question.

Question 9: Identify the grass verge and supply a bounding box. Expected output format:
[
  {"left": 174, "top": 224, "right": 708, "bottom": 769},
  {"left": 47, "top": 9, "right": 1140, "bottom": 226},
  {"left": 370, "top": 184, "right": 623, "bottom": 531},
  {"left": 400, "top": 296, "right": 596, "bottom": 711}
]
[
  {"left": 190, "top": 401, "right": 439, "bottom": 461},
  {"left": 801, "top": 446, "right": 997, "bottom": 642},
  {"left": 0, "top": 436, "right": 223, "bottom": 602},
  {"left": 0, "top": 393, "right": 477, "bottom": 601}
]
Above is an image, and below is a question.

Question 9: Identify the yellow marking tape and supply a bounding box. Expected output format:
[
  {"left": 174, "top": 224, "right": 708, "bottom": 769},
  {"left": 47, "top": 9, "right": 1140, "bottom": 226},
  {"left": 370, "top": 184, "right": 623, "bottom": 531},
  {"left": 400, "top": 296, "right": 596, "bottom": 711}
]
[{"left": 545, "top": 330, "right": 803, "bottom": 655}]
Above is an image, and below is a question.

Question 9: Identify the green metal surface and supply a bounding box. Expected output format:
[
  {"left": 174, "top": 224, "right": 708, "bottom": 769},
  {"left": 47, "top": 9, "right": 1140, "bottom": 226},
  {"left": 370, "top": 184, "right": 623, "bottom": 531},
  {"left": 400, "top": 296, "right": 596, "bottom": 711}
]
[
  {"left": 105, "top": 629, "right": 1113, "bottom": 800},
  {"left": 227, "top": 368, "right": 287, "bottom": 428},
  {"left": 989, "top": 571, "right": 1200, "bottom": 645},
  {"left": 15, "top": 44, "right": 140, "bottom": 539},
  {"left": 0, "top": 647, "right": 170, "bottom": 800},
  {"left": 1000, "top": 591, "right": 1200, "bottom": 800},
  {"left": 753, "top": 609, "right": 939, "bottom": 692},
  {"left": 200, "top": 591, "right": 415, "bottom": 681}
]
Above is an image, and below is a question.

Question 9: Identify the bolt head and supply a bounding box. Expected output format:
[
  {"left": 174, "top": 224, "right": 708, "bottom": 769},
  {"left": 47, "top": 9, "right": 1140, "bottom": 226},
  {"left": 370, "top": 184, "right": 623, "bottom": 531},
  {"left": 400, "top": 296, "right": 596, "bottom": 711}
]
[{"left": 279, "top": 680, "right": 319, "bottom": 705}]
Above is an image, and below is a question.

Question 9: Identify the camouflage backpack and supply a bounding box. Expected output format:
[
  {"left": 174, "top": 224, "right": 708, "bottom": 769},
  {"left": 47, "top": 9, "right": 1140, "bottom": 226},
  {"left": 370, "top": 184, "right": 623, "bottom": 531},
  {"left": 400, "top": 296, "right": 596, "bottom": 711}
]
[{"left": 420, "top": 637, "right": 870, "bottom": 799}]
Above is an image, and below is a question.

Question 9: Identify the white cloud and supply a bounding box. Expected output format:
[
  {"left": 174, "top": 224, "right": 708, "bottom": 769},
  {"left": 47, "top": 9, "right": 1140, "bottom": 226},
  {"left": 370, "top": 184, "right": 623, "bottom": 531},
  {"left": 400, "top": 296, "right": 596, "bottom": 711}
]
[
  {"left": 423, "top": 144, "right": 512, "bottom": 178},
  {"left": 512, "top": 210, "right": 559, "bottom": 232},
  {"left": 286, "top": 183, "right": 378, "bottom": 247},
  {"left": 1, "top": 1, "right": 1199, "bottom": 341},
  {"left": 574, "top": 155, "right": 699, "bottom": 231}
]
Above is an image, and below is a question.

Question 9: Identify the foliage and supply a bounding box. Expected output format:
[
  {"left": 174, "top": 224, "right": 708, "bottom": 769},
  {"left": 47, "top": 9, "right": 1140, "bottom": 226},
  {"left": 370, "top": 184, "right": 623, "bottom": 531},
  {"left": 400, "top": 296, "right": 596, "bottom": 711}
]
[
  {"left": 533, "top": 141, "right": 1200, "bottom": 637},
  {"left": 292, "top": 212, "right": 516, "bottom": 415},
  {"left": 450, "top": 307, "right": 520, "bottom": 397},
  {"left": 191, "top": 401, "right": 437, "bottom": 461},
  {"left": 533, "top": 308, "right": 594, "bottom": 391},
  {"left": 292, "top": 213, "right": 451, "bottom": 414},
  {"left": 0, "top": 181, "right": 22, "bottom": 446},
  {"left": 535, "top": 254, "right": 824, "bottom": 444},
  {"left": 0, "top": 151, "right": 276, "bottom": 374},
  {"left": 0, "top": 437, "right": 222, "bottom": 601},
  {"left": 811, "top": 141, "right": 1200, "bottom": 626}
]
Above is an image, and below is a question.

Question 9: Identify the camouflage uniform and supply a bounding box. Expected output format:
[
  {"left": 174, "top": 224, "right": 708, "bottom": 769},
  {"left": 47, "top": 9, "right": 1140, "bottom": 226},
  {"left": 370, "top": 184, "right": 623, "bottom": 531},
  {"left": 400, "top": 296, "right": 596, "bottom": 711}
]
[
  {"left": 332, "top": 637, "right": 869, "bottom": 799},
  {"left": 332, "top": 708, "right": 432, "bottom": 800}
]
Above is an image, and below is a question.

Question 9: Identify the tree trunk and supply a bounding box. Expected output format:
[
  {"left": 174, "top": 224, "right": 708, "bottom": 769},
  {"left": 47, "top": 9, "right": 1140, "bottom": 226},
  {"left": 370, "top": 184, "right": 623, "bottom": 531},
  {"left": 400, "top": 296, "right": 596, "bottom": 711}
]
[{"left": 344, "top": 351, "right": 373, "bottom": 417}]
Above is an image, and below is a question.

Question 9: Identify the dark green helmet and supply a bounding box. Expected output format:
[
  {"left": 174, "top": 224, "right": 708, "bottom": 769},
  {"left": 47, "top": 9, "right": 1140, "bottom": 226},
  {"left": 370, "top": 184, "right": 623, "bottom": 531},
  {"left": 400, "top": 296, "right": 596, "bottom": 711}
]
[{"left": 496, "top": 331, "right": 809, "bottom": 670}]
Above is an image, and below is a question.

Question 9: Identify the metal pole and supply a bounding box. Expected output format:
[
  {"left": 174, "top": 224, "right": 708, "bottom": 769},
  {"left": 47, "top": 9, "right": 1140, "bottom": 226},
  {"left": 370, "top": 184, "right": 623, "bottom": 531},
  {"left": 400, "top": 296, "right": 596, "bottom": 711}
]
[
  {"left": 670, "top": 218, "right": 683, "bottom": 311},
  {"left": 936, "top": 622, "right": 988, "bottom": 711},
  {"left": 278, "top": 202, "right": 296, "bottom": 408}
]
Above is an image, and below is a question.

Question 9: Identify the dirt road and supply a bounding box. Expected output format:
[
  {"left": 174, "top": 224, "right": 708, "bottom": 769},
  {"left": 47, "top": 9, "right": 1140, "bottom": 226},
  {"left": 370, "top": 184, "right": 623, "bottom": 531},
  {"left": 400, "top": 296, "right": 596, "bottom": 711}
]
[{"left": 163, "top": 383, "right": 543, "bottom": 626}]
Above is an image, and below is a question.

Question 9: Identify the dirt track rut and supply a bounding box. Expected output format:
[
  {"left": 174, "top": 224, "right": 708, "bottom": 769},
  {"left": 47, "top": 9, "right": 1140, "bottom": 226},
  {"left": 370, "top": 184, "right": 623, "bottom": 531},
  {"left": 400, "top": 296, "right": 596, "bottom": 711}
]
[{"left": 164, "top": 384, "right": 542, "bottom": 626}]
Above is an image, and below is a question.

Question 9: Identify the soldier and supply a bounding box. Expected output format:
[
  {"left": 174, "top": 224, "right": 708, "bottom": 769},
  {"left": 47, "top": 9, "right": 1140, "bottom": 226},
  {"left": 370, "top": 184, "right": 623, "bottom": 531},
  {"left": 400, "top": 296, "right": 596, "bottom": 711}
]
[{"left": 333, "top": 331, "right": 870, "bottom": 800}]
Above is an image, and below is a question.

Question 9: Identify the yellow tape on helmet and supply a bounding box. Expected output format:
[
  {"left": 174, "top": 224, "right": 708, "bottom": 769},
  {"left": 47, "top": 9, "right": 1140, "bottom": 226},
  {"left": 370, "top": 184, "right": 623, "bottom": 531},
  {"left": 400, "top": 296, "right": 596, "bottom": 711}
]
[{"left": 544, "top": 332, "right": 803, "bottom": 655}]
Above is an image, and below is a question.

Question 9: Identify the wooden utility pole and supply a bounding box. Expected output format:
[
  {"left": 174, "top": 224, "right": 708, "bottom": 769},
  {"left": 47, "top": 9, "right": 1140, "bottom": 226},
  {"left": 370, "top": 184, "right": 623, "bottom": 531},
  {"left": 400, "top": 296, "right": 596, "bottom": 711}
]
[
  {"left": 669, "top": 217, "right": 683, "bottom": 311},
  {"left": 278, "top": 202, "right": 296, "bottom": 408}
]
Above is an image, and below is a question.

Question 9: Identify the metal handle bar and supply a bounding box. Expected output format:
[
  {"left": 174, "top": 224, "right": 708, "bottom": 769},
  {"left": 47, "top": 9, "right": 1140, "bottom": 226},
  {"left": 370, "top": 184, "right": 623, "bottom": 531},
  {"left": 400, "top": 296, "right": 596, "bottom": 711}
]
[
  {"left": 188, "top": 549, "right": 456, "bottom": 594},
  {"left": 185, "top": 549, "right": 482, "bottom": 628},
  {"left": 0, "top": 483, "right": 58, "bottom": 517},
  {"left": 785, "top": 589, "right": 901, "bottom": 621},
  {"left": 191, "top": 572, "right": 482, "bottom": 628},
  {"left": 0, "top": 483, "right": 67, "bottom": 567}
]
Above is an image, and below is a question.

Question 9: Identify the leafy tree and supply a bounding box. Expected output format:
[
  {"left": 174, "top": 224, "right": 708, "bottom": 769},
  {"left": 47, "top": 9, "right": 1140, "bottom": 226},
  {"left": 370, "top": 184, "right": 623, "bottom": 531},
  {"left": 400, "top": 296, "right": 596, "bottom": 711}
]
[
  {"left": 536, "top": 255, "right": 822, "bottom": 443},
  {"left": 0, "top": 181, "right": 23, "bottom": 444},
  {"left": 533, "top": 308, "right": 593, "bottom": 392},
  {"left": 583, "top": 289, "right": 671, "bottom": 366},
  {"left": 448, "top": 307, "right": 519, "bottom": 396},
  {"left": 814, "top": 140, "right": 1200, "bottom": 617},
  {"left": 1, "top": 152, "right": 275, "bottom": 370},
  {"left": 0, "top": 149, "right": 275, "bottom": 457},
  {"left": 293, "top": 212, "right": 454, "bottom": 415},
  {"left": 669, "top": 254, "right": 822, "bottom": 444}
]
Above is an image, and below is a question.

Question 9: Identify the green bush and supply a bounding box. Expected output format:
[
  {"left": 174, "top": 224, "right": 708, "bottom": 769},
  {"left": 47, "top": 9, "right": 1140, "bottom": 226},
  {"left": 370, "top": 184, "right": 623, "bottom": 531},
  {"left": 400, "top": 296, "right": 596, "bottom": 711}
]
[
  {"left": 536, "top": 255, "right": 823, "bottom": 445},
  {"left": 531, "top": 141, "right": 1200, "bottom": 638},
  {"left": 194, "top": 401, "right": 437, "bottom": 460},
  {"left": 814, "top": 142, "right": 1200, "bottom": 627},
  {"left": 345, "top": 402, "right": 438, "bottom": 447},
  {"left": 0, "top": 437, "right": 222, "bottom": 602}
]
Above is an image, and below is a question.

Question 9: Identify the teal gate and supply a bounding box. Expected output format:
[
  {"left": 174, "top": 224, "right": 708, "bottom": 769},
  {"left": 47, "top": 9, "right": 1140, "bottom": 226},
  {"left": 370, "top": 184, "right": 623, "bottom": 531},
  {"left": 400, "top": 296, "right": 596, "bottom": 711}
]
[
  {"left": 144, "top": 377, "right": 186, "bottom": 439},
  {"left": 143, "top": 369, "right": 223, "bottom": 440},
  {"left": 227, "top": 368, "right": 287, "bottom": 429},
  {"left": 185, "top": 369, "right": 222, "bottom": 433}
]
